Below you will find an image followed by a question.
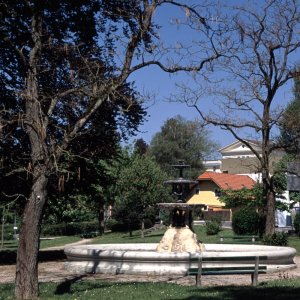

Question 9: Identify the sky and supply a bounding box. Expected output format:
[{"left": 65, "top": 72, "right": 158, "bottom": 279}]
[{"left": 124, "top": 1, "right": 298, "bottom": 152}]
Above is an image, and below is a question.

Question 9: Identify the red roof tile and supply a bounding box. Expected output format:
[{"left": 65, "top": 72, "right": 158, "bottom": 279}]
[{"left": 197, "top": 171, "right": 255, "bottom": 190}]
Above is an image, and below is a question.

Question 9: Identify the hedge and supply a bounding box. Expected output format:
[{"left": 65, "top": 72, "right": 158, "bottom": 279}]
[{"left": 42, "top": 220, "right": 99, "bottom": 236}]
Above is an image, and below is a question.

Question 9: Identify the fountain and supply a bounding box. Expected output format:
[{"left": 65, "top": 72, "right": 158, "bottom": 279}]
[
  {"left": 64, "top": 161, "right": 296, "bottom": 277},
  {"left": 156, "top": 161, "right": 204, "bottom": 253}
]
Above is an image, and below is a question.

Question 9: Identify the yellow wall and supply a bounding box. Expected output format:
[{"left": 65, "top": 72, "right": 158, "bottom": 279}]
[{"left": 187, "top": 181, "right": 225, "bottom": 208}]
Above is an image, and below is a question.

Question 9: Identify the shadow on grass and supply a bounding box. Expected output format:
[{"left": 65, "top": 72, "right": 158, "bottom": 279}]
[
  {"left": 55, "top": 275, "right": 87, "bottom": 295},
  {"left": 54, "top": 277, "right": 133, "bottom": 295}
]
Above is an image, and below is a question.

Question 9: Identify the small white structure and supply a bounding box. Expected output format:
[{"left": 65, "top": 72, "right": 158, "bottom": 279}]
[{"left": 203, "top": 160, "right": 222, "bottom": 173}]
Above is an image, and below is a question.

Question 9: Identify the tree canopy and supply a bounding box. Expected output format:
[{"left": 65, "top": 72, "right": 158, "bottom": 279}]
[
  {"left": 113, "top": 152, "right": 171, "bottom": 236},
  {"left": 148, "top": 115, "right": 218, "bottom": 178},
  {"left": 279, "top": 74, "right": 300, "bottom": 155},
  {"left": 0, "top": 1, "right": 221, "bottom": 298}
]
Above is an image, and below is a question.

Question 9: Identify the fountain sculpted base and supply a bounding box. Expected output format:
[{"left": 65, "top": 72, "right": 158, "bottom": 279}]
[{"left": 156, "top": 226, "right": 205, "bottom": 252}]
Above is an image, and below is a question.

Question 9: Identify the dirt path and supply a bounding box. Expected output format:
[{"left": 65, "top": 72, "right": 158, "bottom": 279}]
[{"left": 1, "top": 255, "right": 299, "bottom": 286}]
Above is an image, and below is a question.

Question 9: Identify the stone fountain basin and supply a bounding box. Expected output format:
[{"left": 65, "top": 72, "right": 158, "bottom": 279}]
[{"left": 64, "top": 243, "right": 296, "bottom": 275}]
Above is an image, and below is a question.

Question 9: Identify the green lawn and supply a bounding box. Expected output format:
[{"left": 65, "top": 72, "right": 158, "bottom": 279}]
[
  {"left": 91, "top": 225, "right": 233, "bottom": 244},
  {"left": 287, "top": 236, "right": 300, "bottom": 255},
  {"left": 40, "top": 236, "right": 81, "bottom": 249},
  {"left": 91, "top": 225, "right": 300, "bottom": 255},
  {"left": 1, "top": 278, "right": 300, "bottom": 300},
  {"left": 0, "top": 236, "right": 81, "bottom": 251},
  {"left": 1, "top": 226, "right": 299, "bottom": 255}
]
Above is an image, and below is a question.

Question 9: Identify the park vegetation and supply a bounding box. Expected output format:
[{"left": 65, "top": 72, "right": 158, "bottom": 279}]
[{"left": 0, "top": 1, "right": 299, "bottom": 299}]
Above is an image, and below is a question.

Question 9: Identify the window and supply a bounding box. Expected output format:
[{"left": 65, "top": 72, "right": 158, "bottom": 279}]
[{"left": 215, "top": 189, "right": 221, "bottom": 197}]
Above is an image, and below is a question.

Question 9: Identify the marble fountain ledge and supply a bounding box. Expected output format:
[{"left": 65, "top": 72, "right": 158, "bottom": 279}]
[{"left": 64, "top": 242, "right": 296, "bottom": 276}]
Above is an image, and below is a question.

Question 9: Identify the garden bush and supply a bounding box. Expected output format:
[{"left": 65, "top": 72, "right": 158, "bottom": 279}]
[
  {"left": 232, "top": 207, "right": 259, "bottom": 235},
  {"left": 42, "top": 220, "right": 99, "bottom": 236},
  {"left": 1, "top": 224, "right": 17, "bottom": 240},
  {"left": 110, "top": 221, "right": 140, "bottom": 232},
  {"left": 110, "top": 222, "right": 127, "bottom": 232},
  {"left": 105, "top": 218, "right": 118, "bottom": 230},
  {"left": 205, "top": 220, "right": 221, "bottom": 235},
  {"left": 262, "top": 232, "right": 288, "bottom": 246},
  {"left": 294, "top": 213, "right": 300, "bottom": 236},
  {"left": 192, "top": 206, "right": 204, "bottom": 220},
  {"left": 143, "top": 218, "right": 153, "bottom": 229}
]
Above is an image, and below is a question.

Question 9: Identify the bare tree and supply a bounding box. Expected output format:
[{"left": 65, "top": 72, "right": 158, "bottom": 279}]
[
  {"left": 0, "top": 1, "right": 224, "bottom": 298},
  {"left": 173, "top": 0, "right": 300, "bottom": 234}
]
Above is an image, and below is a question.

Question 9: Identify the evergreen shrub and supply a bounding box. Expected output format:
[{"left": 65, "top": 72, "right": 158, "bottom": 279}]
[
  {"left": 42, "top": 221, "right": 98, "bottom": 236},
  {"left": 232, "top": 207, "right": 259, "bottom": 235},
  {"left": 205, "top": 220, "right": 221, "bottom": 235},
  {"left": 110, "top": 221, "right": 140, "bottom": 232},
  {"left": 105, "top": 218, "right": 118, "bottom": 230},
  {"left": 262, "top": 232, "right": 288, "bottom": 246}
]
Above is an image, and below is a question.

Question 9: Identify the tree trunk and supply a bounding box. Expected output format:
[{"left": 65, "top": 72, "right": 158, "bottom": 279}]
[
  {"left": 262, "top": 166, "right": 276, "bottom": 235},
  {"left": 265, "top": 188, "right": 276, "bottom": 235},
  {"left": 15, "top": 172, "right": 48, "bottom": 299},
  {"left": 98, "top": 196, "right": 105, "bottom": 236},
  {"left": 141, "top": 218, "right": 145, "bottom": 239},
  {"left": 15, "top": 9, "right": 46, "bottom": 298}
]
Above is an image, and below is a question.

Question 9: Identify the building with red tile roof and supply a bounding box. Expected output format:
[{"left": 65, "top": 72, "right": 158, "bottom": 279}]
[
  {"left": 198, "top": 171, "right": 256, "bottom": 190},
  {"left": 187, "top": 171, "right": 256, "bottom": 219}
]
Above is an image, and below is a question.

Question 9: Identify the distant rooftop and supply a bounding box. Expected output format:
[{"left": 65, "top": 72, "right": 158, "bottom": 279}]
[{"left": 197, "top": 171, "right": 255, "bottom": 190}]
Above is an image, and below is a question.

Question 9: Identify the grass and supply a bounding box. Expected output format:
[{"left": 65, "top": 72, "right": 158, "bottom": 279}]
[
  {"left": 1, "top": 225, "right": 299, "bottom": 254},
  {"left": 0, "top": 239, "right": 18, "bottom": 250},
  {"left": 90, "top": 225, "right": 300, "bottom": 255},
  {"left": 39, "top": 236, "right": 81, "bottom": 249},
  {"left": 0, "top": 236, "right": 82, "bottom": 264},
  {"left": 1, "top": 278, "right": 300, "bottom": 300},
  {"left": 287, "top": 235, "right": 300, "bottom": 255},
  {"left": 91, "top": 225, "right": 233, "bottom": 245},
  {"left": 0, "top": 236, "right": 81, "bottom": 251}
]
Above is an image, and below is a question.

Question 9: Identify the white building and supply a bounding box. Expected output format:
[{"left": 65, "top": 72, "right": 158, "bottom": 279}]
[{"left": 203, "top": 140, "right": 293, "bottom": 227}]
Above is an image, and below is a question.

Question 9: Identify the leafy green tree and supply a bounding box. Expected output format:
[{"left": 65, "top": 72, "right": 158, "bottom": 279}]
[
  {"left": 149, "top": 116, "right": 219, "bottom": 178},
  {"left": 0, "top": 1, "right": 222, "bottom": 297},
  {"left": 278, "top": 73, "right": 300, "bottom": 202},
  {"left": 114, "top": 153, "right": 171, "bottom": 237},
  {"left": 0, "top": 2, "right": 145, "bottom": 297},
  {"left": 134, "top": 138, "right": 149, "bottom": 156},
  {"left": 219, "top": 184, "right": 264, "bottom": 210},
  {"left": 279, "top": 74, "right": 300, "bottom": 155},
  {"left": 44, "top": 155, "right": 124, "bottom": 234}
]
